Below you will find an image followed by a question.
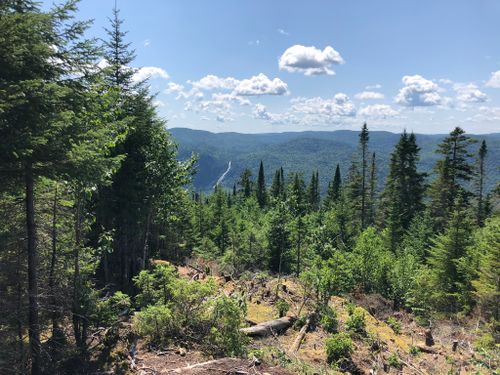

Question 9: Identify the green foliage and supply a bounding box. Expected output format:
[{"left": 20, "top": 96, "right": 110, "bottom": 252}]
[
  {"left": 133, "top": 264, "right": 177, "bottom": 307},
  {"left": 409, "top": 345, "right": 421, "bottom": 356},
  {"left": 387, "top": 353, "right": 402, "bottom": 369},
  {"left": 94, "top": 292, "right": 132, "bottom": 326},
  {"left": 134, "top": 304, "right": 175, "bottom": 344},
  {"left": 320, "top": 306, "right": 339, "bottom": 333},
  {"left": 275, "top": 299, "right": 290, "bottom": 318},
  {"left": 386, "top": 317, "right": 402, "bottom": 334},
  {"left": 325, "top": 332, "right": 353, "bottom": 364},
  {"left": 345, "top": 308, "right": 366, "bottom": 335}
]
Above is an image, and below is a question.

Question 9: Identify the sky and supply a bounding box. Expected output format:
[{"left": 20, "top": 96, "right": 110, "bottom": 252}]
[{"left": 43, "top": 0, "right": 500, "bottom": 134}]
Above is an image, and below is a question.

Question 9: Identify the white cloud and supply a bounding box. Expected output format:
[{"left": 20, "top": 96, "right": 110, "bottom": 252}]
[
  {"left": 395, "top": 75, "right": 442, "bottom": 107},
  {"left": 365, "top": 84, "right": 382, "bottom": 90},
  {"left": 291, "top": 93, "right": 356, "bottom": 118},
  {"left": 253, "top": 103, "right": 272, "bottom": 121},
  {"left": 165, "top": 82, "right": 184, "bottom": 94},
  {"left": 132, "top": 66, "right": 169, "bottom": 83},
  {"left": 143, "top": 39, "right": 151, "bottom": 47},
  {"left": 212, "top": 93, "right": 251, "bottom": 106},
  {"left": 454, "top": 83, "right": 487, "bottom": 103},
  {"left": 277, "top": 28, "right": 290, "bottom": 36},
  {"left": 486, "top": 70, "right": 500, "bottom": 88},
  {"left": 153, "top": 99, "right": 165, "bottom": 108},
  {"left": 354, "top": 91, "right": 385, "bottom": 100},
  {"left": 359, "top": 104, "right": 398, "bottom": 118},
  {"left": 478, "top": 106, "right": 500, "bottom": 120},
  {"left": 232, "top": 73, "right": 288, "bottom": 96},
  {"left": 248, "top": 40, "right": 260, "bottom": 46},
  {"left": 252, "top": 103, "right": 298, "bottom": 125},
  {"left": 279, "top": 45, "right": 345, "bottom": 76},
  {"left": 189, "top": 75, "right": 239, "bottom": 90}
]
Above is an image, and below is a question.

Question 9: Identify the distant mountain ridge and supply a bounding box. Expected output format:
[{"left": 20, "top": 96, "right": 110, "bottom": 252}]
[{"left": 169, "top": 127, "right": 500, "bottom": 194}]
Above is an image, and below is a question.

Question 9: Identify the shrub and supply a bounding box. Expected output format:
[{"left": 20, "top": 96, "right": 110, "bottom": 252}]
[
  {"left": 95, "top": 291, "right": 132, "bottom": 326},
  {"left": 345, "top": 308, "right": 366, "bottom": 335},
  {"left": 409, "top": 345, "right": 421, "bottom": 356},
  {"left": 204, "top": 297, "right": 248, "bottom": 356},
  {"left": 386, "top": 316, "right": 402, "bottom": 334},
  {"left": 133, "top": 264, "right": 177, "bottom": 307},
  {"left": 325, "top": 333, "right": 353, "bottom": 364},
  {"left": 320, "top": 306, "right": 339, "bottom": 333},
  {"left": 275, "top": 298, "right": 290, "bottom": 318},
  {"left": 474, "top": 332, "right": 495, "bottom": 351},
  {"left": 387, "top": 353, "right": 402, "bottom": 369},
  {"left": 133, "top": 305, "right": 175, "bottom": 344}
]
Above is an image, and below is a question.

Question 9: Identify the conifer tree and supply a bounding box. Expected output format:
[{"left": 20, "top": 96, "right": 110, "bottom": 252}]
[
  {"left": 256, "top": 160, "right": 267, "bottom": 208},
  {"left": 308, "top": 171, "right": 320, "bottom": 211},
  {"left": 428, "top": 127, "right": 475, "bottom": 232},
  {"left": 268, "top": 202, "right": 292, "bottom": 273},
  {"left": 325, "top": 164, "right": 342, "bottom": 208},
  {"left": 475, "top": 140, "right": 488, "bottom": 226},
  {"left": 238, "top": 168, "right": 253, "bottom": 198},
  {"left": 427, "top": 197, "right": 474, "bottom": 312},
  {"left": 359, "top": 123, "right": 370, "bottom": 229},
  {"left": 368, "top": 152, "right": 377, "bottom": 226},
  {"left": 382, "top": 131, "right": 425, "bottom": 249}
]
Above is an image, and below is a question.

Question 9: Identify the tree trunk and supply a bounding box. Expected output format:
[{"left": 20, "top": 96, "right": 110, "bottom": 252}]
[
  {"left": 73, "top": 192, "right": 83, "bottom": 349},
  {"left": 49, "top": 184, "right": 63, "bottom": 345},
  {"left": 26, "top": 162, "right": 40, "bottom": 375},
  {"left": 240, "top": 316, "right": 295, "bottom": 337},
  {"left": 141, "top": 208, "right": 152, "bottom": 271}
]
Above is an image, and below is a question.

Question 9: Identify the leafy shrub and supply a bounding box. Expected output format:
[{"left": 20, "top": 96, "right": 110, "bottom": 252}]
[
  {"left": 204, "top": 297, "right": 248, "bottom": 356},
  {"left": 95, "top": 291, "right": 132, "bottom": 326},
  {"left": 293, "top": 315, "right": 307, "bottom": 330},
  {"left": 387, "top": 353, "right": 402, "bottom": 369},
  {"left": 275, "top": 298, "right": 290, "bottom": 318},
  {"left": 386, "top": 316, "right": 402, "bottom": 334},
  {"left": 320, "top": 306, "right": 339, "bottom": 333},
  {"left": 133, "top": 305, "right": 175, "bottom": 344},
  {"left": 474, "top": 332, "right": 496, "bottom": 351},
  {"left": 345, "top": 308, "right": 366, "bottom": 335},
  {"left": 133, "top": 264, "right": 177, "bottom": 307},
  {"left": 325, "top": 333, "right": 353, "bottom": 364},
  {"left": 409, "top": 345, "right": 421, "bottom": 356}
]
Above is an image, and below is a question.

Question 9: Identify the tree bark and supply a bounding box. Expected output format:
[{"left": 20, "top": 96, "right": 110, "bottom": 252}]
[
  {"left": 26, "top": 162, "right": 40, "bottom": 375},
  {"left": 240, "top": 316, "right": 295, "bottom": 337},
  {"left": 49, "top": 183, "right": 63, "bottom": 344}
]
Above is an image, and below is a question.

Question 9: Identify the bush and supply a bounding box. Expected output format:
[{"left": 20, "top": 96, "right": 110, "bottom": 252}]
[
  {"left": 386, "top": 316, "right": 402, "bottom": 334},
  {"left": 387, "top": 353, "right": 402, "bottom": 369},
  {"left": 133, "top": 305, "right": 175, "bottom": 344},
  {"left": 133, "top": 264, "right": 177, "bottom": 307},
  {"left": 409, "top": 345, "right": 421, "bottom": 356},
  {"left": 345, "top": 308, "right": 366, "bottom": 335},
  {"left": 95, "top": 291, "right": 132, "bottom": 326},
  {"left": 275, "top": 298, "right": 290, "bottom": 318},
  {"left": 320, "top": 306, "right": 339, "bottom": 333},
  {"left": 325, "top": 333, "right": 353, "bottom": 364}
]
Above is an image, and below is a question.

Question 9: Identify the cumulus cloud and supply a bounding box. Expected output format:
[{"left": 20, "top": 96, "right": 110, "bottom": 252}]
[
  {"left": 395, "top": 75, "right": 442, "bottom": 107},
  {"left": 166, "top": 82, "right": 184, "bottom": 94},
  {"left": 252, "top": 103, "right": 298, "bottom": 125},
  {"left": 354, "top": 91, "right": 385, "bottom": 100},
  {"left": 212, "top": 93, "right": 251, "bottom": 106},
  {"left": 454, "top": 83, "right": 487, "bottom": 103},
  {"left": 253, "top": 103, "right": 272, "bottom": 121},
  {"left": 277, "top": 28, "right": 290, "bottom": 36},
  {"left": 292, "top": 93, "right": 356, "bottom": 117},
  {"left": 279, "top": 45, "right": 345, "bottom": 76},
  {"left": 232, "top": 73, "right": 288, "bottom": 96},
  {"left": 132, "top": 66, "right": 169, "bottom": 83},
  {"left": 486, "top": 70, "right": 500, "bottom": 88},
  {"left": 359, "top": 104, "right": 398, "bottom": 118},
  {"left": 365, "top": 84, "right": 382, "bottom": 90},
  {"left": 189, "top": 75, "right": 239, "bottom": 90}
]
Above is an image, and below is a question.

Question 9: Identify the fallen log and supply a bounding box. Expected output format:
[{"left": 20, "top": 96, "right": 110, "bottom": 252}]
[
  {"left": 289, "top": 314, "right": 314, "bottom": 354},
  {"left": 168, "top": 358, "right": 243, "bottom": 373},
  {"left": 240, "top": 316, "right": 295, "bottom": 337}
]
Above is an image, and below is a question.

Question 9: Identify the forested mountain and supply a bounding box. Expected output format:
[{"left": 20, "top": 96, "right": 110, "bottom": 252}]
[{"left": 171, "top": 127, "right": 500, "bottom": 193}]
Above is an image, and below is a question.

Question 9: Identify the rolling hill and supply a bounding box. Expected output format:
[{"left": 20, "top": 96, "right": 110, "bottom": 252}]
[{"left": 169, "top": 128, "right": 500, "bottom": 194}]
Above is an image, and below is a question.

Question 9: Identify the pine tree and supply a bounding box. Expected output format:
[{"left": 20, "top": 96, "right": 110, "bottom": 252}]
[
  {"left": 289, "top": 173, "right": 306, "bottom": 216},
  {"left": 268, "top": 202, "right": 292, "bottom": 273},
  {"left": 308, "top": 171, "right": 320, "bottom": 211},
  {"left": 427, "top": 198, "right": 474, "bottom": 312},
  {"left": 359, "top": 123, "right": 370, "bottom": 229},
  {"left": 382, "top": 131, "right": 426, "bottom": 249},
  {"left": 325, "top": 164, "right": 342, "bottom": 209},
  {"left": 271, "top": 169, "right": 282, "bottom": 200},
  {"left": 368, "top": 152, "right": 377, "bottom": 225},
  {"left": 238, "top": 168, "right": 253, "bottom": 198},
  {"left": 256, "top": 161, "right": 267, "bottom": 208},
  {"left": 428, "top": 127, "right": 475, "bottom": 232},
  {"left": 475, "top": 140, "right": 488, "bottom": 226}
]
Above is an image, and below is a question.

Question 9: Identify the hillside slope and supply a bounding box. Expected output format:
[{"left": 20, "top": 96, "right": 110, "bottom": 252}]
[{"left": 170, "top": 128, "right": 500, "bottom": 193}]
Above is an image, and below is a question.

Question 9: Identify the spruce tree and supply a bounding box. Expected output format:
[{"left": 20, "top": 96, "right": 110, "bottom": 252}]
[
  {"left": 359, "top": 123, "right": 370, "bottom": 229},
  {"left": 256, "top": 160, "right": 267, "bottom": 208},
  {"left": 475, "top": 140, "right": 488, "bottom": 226},
  {"left": 382, "top": 131, "right": 425, "bottom": 249},
  {"left": 268, "top": 202, "right": 292, "bottom": 273},
  {"left": 428, "top": 127, "right": 475, "bottom": 232},
  {"left": 325, "top": 164, "right": 342, "bottom": 208},
  {"left": 238, "top": 168, "right": 253, "bottom": 198},
  {"left": 308, "top": 170, "right": 320, "bottom": 211},
  {"left": 368, "top": 152, "right": 377, "bottom": 226}
]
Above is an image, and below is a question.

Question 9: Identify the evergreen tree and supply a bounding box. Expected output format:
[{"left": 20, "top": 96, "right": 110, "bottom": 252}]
[
  {"left": 427, "top": 198, "right": 474, "bottom": 312},
  {"left": 382, "top": 131, "right": 426, "bottom": 249},
  {"left": 256, "top": 160, "right": 267, "bottom": 208},
  {"left": 289, "top": 173, "right": 306, "bottom": 216},
  {"left": 268, "top": 202, "right": 292, "bottom": 273},
  {"left": 238, "top": 168, "right": 253, "bottom": 198},
  {"left": 308, "top": 170, "right": 320, "bottom": 211},
  {"left": 368, "top": 152, "right": 377, "bottom": 226},
  {"left": 428, "top": 127, "right": 476, "bottom": 232},
  {"left": 359, "top": 123, "right": 370, "bottom": 229},
  {"left": 475, "top": 140, "right": 488, "bottom": 226},
  {"left": 325, "top": 164, "right": 342, "bottom": 208}
]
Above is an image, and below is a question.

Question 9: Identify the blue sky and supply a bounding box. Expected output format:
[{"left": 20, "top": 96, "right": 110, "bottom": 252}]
[{"left": 45, "top": 0, "right": 500, "bottom": 133}]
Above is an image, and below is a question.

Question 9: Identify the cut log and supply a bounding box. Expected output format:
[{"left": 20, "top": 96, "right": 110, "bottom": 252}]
[
  {"left": 288, "top": 315, "right": 314, "bottom": 354},
  {"left": 240, "top": 316, "right": 295, "bottom": 337}
]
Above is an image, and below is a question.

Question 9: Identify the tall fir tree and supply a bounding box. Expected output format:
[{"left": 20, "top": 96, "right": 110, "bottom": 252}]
[
  {"left": 359, "top": 123, "right": 370, "bottom": 229},
  {"left": 325, "top": 164, "right": 342, "bottom": 209},
  {"left": 368, "top": 152, "right": 377, "bottom": 226},
  {"left": 475, "top": 140, "right": 488, "bottom": 226},
  {"left": 428, "top": 127, "right": 475, "bottom": 232},
  {"left": 256, "top": 160, "right": 267, "bottom": 208},
  {"left": 308, "top": 170, "right": 320, "bottom": 211},
  {"left": 382, "top": 131, "right": 426, "bottom": 249},
  {"left": 238, "top": 168, "right": 253, "bottom": 198}
]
